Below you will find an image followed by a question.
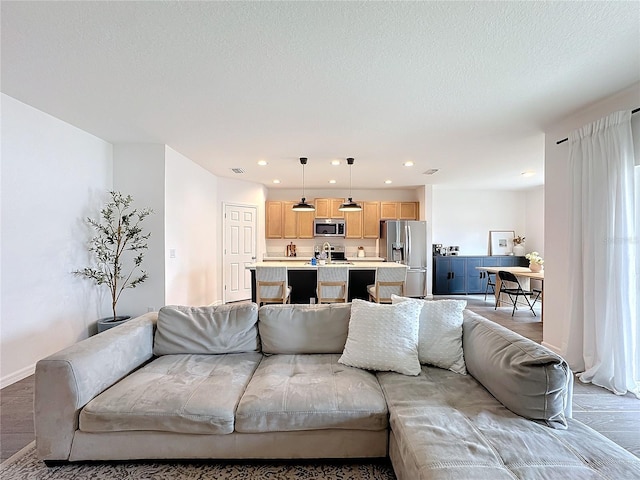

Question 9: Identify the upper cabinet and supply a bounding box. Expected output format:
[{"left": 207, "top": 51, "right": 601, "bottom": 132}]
[
  {"left": 362, "top": 201, "right": 381, "bottom": 238},
  {"left": 314, "top": 198, "right": 344, "bottom": 218},
  {"left": 266, "top": 201, "right": 314, "bottom": 239},
  {"left": 266, "top": 201, "right": 283, "bottom": 239},
  {"left": 346, "top": 201, "right": 381, "bottom": 239},
  {"left": 267, "top": 199, "right": 418, "bottom": 239},
  {"left": 380, "top": 202, "right": 418, "bottom": 220}
]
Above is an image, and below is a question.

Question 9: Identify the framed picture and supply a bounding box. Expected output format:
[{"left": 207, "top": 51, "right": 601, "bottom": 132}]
[{"left": 489, "top": 230, "right": 515, "bottom": 256}]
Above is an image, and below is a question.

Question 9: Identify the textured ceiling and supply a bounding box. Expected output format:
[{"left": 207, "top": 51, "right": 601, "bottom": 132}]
[{"left": 2, "top": 1, "right": 639, "bottom": 191}]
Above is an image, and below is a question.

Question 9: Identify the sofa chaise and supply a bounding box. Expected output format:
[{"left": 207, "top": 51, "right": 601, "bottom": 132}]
[{"left": 34, "top": 300, "right": 640, "bottom": 478}]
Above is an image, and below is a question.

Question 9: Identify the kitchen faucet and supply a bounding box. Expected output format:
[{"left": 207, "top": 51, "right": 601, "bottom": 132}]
[{"left": 322, "top": 242, "right": 332, "bottom": 264}]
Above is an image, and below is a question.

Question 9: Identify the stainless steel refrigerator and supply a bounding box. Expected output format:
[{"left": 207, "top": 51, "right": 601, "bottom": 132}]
[{"left": 380, "top": 220, "right": 428, "bottom": 297}]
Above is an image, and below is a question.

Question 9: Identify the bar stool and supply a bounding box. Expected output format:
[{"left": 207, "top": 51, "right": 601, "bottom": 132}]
[
  {"left": 256, "top": 266, "right": 292, "bottom": 306},
  {"left": 367, "top": 266, "right": 407, "bottom": 303},
  {"left": 317, "top": 266, "right": 349, "bottom": 303}
]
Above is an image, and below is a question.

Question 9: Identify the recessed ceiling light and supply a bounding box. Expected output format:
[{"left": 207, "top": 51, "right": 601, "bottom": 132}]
[
  {"left": 521, "top": 170, "right": 535, "bottom": 177},
  {"left": 331, "top": 160, "right": 341, "bottom": 166},
  {"left": 384, "top": 180, "right": 392, "bottom": 184},
  {"left": 272, "top": 179, "right": 281, "bottom": 184},
  {"left": 257, "top": 160, "right": 268, "bottom": 166},
  {"left": 403, "top": 161, "right": 414, "bottom": 167},
  {"left": 329, "top": 179, "right": 337, "bottom": 184}
]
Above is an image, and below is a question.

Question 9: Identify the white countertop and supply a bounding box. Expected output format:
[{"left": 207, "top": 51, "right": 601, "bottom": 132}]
[
  {"left": 263, "top": 256, "right": 386, "bottom": 262},
  {"left": 247, "top": 261, "right": 404, "bottom": 271}
]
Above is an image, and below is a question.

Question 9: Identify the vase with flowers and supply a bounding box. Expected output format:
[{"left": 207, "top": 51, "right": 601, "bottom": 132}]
[
  {"left": 513, "top": 235, "right": 526, "bottom": 256},
  {"left": 525, "top": 251, "right": 544, "bottom": 272}
]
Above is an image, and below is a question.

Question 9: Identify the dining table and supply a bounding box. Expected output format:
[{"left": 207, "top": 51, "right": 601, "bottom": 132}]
[{"left": 475, "top": 266, "right": 544, "bottom": 319}]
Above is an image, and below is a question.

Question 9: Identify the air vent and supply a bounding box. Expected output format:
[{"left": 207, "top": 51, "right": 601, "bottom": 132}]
[
  {"left": 231, "top": 168, "right": 245, "bottom": 174},
  {"left": 423, "top": 168, "right": 439, "bottom": 175}
]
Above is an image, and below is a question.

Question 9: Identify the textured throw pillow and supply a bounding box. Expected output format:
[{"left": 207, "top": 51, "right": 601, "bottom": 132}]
[
  {"left": 338, "top": 299, "right": 422, "bottom": 376},
  {"left": 392, "top": 295, "right": 467, "bottom": 374}
]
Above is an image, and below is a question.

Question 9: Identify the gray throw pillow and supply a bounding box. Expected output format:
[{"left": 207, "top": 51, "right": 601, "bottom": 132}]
[
  {"left": 154, "top": 303, "right": 259, "bottom": 355},
  {"left": 463, "top": 310, "right": 572, "bottom": 429}
]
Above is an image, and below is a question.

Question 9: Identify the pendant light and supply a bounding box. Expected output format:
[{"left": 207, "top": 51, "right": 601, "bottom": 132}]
[
  {"left": 338, "top": 157, "right": 362, "bottom": 212},
  {"left": 292, "top": 157, "right": 315, "bottom": 211}
]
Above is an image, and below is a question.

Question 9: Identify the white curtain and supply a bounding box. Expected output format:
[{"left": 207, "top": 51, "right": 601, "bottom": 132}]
[{"left": 567, "top": 110, "right": 639, "bottom": 398}]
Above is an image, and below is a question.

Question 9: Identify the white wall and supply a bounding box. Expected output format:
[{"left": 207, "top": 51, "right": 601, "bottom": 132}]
[
  {"left": 0, "top": 94, "right": 112, "bottom": 387},
  {"left": 524, "top": 186, "right": 544, "bottom": 257},
  {"left": 165, "top": 146, "right": 218, "bottom": 306},
  {"left": 543, "top": 82, "right": 639, "bottom": 363},
  {"left": 432, "top": 188, "right": 530, "bottom": 256},
  {"left": 113, "top": 144, "right": 166, "bottom": 317}
]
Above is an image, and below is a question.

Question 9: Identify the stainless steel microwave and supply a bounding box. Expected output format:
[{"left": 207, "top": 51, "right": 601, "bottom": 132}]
[{"left": 314, "top": 218, "right": 346, "bottom": 237}]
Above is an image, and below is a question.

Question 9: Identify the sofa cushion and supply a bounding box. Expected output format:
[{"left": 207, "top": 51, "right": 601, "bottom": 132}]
[
  {"left": 235, "top": 354, "right": 388, "bottom": 433},
  {"left": 154, "top": 303, "right": 259, "bottom": 356},
  {"left": 338, "top": 299, "right": 422, "bottom": 376},
  {"left": 259, "top": 303, "right": 351, "bottom": 354},
  {"left": 79, "top": 353, "right": 262, "bottom": 435},
  {"left": 462, "top": 310, "right": 572, "bottom": 429},
  {"left": 392, "top": 295, "right": 467, "bottom": 374},
  {"left": 379, "top": 366, "right": 640, "bottom": 479}
]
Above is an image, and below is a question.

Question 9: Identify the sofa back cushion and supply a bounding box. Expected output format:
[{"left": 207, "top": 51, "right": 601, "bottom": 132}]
[
  {"left": 154, "top": 303, "right": 260, "bottom": 355},
  {"left": 462, "top": 310, "right": 572, "bottom": 429},
  {"left": 259, "top": 303, "right": 351, "bottom": 354}
]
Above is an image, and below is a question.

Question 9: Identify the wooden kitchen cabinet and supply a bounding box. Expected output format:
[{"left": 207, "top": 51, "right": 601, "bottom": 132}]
[
  {"left": 399, "top": 202, "right": 418, "bottom": 220},
  {"left": 362, "top": 201, "right": 381, "bottom": 238},
  {"left": 314, "top": 198, "right": 345, "bottom": 218},
  {"left": 282, "top": 201, "right": 298, "bottom": 238},
  {"left": 344, "top": 210, "right": 363, "bottom": 238},
  {"left": 266, "top": 201, "right": 314, "bottom": 239},
  {"left": 380, "top": 202, "right": 419, "bottom": 220},
  {"left": 265, "top": 201, "right": 283, "bottom": 238},
  {"left": 296, "top": 209, "right": 315, "bottom": 238}
]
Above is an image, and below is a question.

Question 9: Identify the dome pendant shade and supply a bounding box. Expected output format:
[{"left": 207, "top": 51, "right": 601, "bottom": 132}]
[
  {"left": 338, "top": 157, "right": 362, "bottom": 212},
  {"left": 292, "top": 157, "right": 315, "bottom": 211},
  {"left": 292, "top": 197, "right": 315, "bottom": 211}
]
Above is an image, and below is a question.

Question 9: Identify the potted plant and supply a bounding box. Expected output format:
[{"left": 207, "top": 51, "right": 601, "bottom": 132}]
[
  {"left": 525, "top": 251, "right": 544, "bottom": 272},
  {"left": 74, "top": 191, "right": 153, "bottom": 332}
]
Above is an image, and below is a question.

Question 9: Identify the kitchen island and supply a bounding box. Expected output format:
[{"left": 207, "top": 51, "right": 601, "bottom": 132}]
[{"left": 246, "top": 261, "right": 407, "bottom": 303}]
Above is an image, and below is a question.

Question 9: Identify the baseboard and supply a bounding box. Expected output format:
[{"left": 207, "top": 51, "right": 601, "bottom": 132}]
[{"left": 0, "top": 364, "right": 35, "bottom": 389}]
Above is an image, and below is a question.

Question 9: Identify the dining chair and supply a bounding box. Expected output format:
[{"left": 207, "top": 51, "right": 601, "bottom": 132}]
[
  {"left": 256, "top": 266, "right": 292, "bottom": 306},
  {"left": 367, "top": 266, "right": 407, "bottom": 303},
  {"left": 316, "top": 266, "right": 349, "bottom": 303},
  {"left": 495, "top": 270, "right": 537, "bottom": 316},
  {"left": 484, "top": 272, "right": 496, "bottom": 301}
]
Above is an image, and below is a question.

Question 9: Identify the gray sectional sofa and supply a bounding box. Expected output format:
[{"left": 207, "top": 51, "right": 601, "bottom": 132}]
[{"left": 35, "top": 302, "right": 640, "bottom": 478}]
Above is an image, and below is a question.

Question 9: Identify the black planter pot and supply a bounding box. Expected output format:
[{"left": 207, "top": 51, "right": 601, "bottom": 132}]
[{"left": 97, "top": 315, "right": 131, "bottom": 333}]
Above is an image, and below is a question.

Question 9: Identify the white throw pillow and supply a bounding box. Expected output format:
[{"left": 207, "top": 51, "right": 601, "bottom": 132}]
[
  {"left": 392, "top": 295, "right": 467, "bottom": 374},
  {"left": 338, "top": 299, "right": 422, "bottom": 376}
]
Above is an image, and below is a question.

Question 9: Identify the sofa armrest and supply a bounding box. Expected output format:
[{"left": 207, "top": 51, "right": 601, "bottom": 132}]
[{"left": 35, "top": 312, "right": 157, "bottom": 461}]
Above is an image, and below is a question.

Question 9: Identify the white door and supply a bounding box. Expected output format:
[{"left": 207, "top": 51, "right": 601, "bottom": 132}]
[{"left": 223, "top": 204, "right": 257, "bottom": 303}]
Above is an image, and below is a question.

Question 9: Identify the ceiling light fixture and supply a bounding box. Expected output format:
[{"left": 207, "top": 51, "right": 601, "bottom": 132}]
[
  {"left": 291, "top": 157, "right": 315, "bottom": 211},
  {"left": 338, "top": 158, "right": 362, "bottom": 212},
  {"left": 403, "top": 161, "right": 414, "bottom": 167},
  {"left": 329, "top": 179, "right": 336, "bottom": 184},
  {"left": 257, "top": 160, "right": 268, "bottom": 166},
  {"left": 521, "top": 170, "right": 535, "bottom": 177},
  {"left": 273, "top": 179, "right": 281, "bottom": 184},
  {"left": 331, "top": 160, "right": 341, "bottom": 166},
  {"left": 385, "top": 180, "right": 392, "bottom": 184}
]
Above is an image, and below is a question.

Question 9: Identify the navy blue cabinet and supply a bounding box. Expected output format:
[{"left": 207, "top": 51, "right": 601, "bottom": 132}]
[{"left": 433, "top": 256, "right": 527, "bottom": 295}]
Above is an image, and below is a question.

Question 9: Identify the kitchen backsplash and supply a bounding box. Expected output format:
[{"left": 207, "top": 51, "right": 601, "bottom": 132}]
[{"left": 265, "top": 238, "right": 379, "bottom": 259}]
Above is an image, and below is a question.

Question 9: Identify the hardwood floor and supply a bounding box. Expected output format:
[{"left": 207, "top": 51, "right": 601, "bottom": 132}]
[{"left": 1, "top": 295, "right": 638, "bottom": 462}]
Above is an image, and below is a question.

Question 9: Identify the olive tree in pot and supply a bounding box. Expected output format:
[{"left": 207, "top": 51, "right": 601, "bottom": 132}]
[{"left": 74, "top": 191, "right": 153, "bottom": 333}]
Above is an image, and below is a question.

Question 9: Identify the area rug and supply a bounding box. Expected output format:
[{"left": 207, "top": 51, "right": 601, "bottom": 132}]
[{"left": 0, "top": 442, "right": 396, "bottom": 480}]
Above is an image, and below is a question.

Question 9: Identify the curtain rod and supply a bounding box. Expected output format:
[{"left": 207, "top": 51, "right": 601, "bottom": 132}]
[{"left": 556, "top": 107, "right": 640, "bottom": 145}]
